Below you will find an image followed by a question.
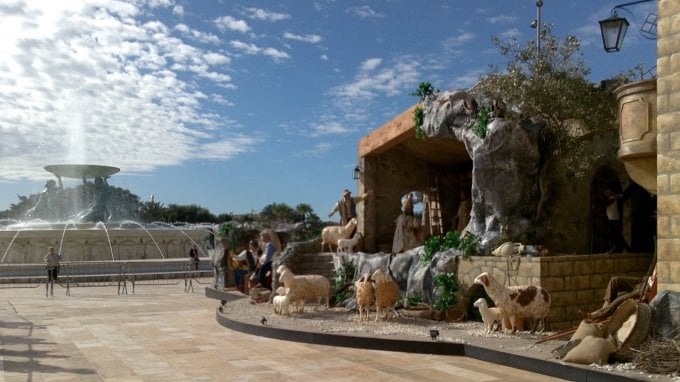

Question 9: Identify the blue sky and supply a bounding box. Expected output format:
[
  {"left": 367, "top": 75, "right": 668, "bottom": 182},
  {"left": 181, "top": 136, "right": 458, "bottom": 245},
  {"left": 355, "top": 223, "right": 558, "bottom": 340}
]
[{"left": 0, "top": 0, "right": 657, "bottom": 220}]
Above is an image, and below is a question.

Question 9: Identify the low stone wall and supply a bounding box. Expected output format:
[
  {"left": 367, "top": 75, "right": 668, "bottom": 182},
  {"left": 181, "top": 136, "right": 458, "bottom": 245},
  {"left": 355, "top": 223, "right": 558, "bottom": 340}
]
[{"left": 457, "top": 252, "right": 653, "bottom": 330}]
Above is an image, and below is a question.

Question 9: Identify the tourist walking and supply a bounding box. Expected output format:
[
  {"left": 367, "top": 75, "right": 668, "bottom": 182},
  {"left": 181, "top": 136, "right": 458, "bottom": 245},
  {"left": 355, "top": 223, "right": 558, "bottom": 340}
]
[
  {"left": 189, "top": 244, "right": 200, "bottom": 270},
  {"left": 44, "top": 246, "right": 61, "bottom": 296}
]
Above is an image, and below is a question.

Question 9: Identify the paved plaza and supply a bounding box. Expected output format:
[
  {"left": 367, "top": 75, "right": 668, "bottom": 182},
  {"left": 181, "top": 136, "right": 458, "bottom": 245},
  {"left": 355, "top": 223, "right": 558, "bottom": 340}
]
[{"left": 0, "top": 280, "right": 566, "bottom": 381}]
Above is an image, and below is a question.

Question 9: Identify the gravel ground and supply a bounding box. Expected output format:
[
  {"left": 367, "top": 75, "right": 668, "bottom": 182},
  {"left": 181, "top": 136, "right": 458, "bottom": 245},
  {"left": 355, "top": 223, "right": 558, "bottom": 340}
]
[{"left": 216, "top": 288, "right": 680, "bottom": 382}]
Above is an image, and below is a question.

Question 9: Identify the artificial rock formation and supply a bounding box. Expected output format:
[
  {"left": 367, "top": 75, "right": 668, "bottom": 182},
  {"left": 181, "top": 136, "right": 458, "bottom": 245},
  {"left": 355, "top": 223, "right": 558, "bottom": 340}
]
[{"left": 421, "top": 90, "right": 540, "bottom": 251}]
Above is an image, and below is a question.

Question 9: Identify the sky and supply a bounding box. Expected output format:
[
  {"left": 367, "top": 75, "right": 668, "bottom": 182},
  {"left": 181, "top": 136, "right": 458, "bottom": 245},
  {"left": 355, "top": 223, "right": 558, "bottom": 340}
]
[{"left": 0, "top": 0, "right": 658, "bottom": 220}]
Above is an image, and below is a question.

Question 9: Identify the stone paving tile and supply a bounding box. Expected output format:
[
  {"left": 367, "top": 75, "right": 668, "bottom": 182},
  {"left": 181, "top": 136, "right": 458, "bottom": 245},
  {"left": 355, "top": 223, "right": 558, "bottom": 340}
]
[{"left": 1, "top": 283, "right": 570, "bottom": 381}]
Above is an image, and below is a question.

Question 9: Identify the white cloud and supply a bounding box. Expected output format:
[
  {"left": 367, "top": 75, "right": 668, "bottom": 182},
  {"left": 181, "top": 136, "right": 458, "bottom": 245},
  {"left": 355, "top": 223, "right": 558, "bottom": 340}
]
[
  {"left": 498, "top": 28, "right": 521, "bottom": 40},
  {"left": 302, "top": 142, "right": 333, "bottom": 156},
  {"left": 172, "top": 5, "right": 184, "bottom": 17},
  {"left": 442, "top": 32, "right": 476, "bottom": 50},
  {"left": 347, "top": 5, "right": 384, "bottom": 18},
  {"left": 174, "top": 23, "right": 221, "bottom": 44},
  {"left": 360, "top": 58, "right": 382, "bottom": 72},
  {"left": 332, "top": 57, "right": 420, "bottom": 100},
  {"left": 243, "top": 7, "right": 290, "bottom": 22},
  {"left": 230, "top": 40, "right": 290, "bottom": 61},
  {"left": 283, "top": 32, "right": 322, "bottom": 44},
  {"left": 487, "top": 15, "right": 517, "bottom": 24},
  {"left": 0, "top": 1, "right": 251, "bottom": 182},
  {"left": 200, "top": 135, "right": 259, "bottom": 160},
  {"left": 230, "top": 40, "right": 261, "bottom": 55},
  {"left": 214, "top": 16, "right": 251, "bottom": 33},
  {"left": 262, "top": 47, "right": 290, "bottom": 61},
  {"left": 309, "top": 121, "right": 354, "bottom": 137}
]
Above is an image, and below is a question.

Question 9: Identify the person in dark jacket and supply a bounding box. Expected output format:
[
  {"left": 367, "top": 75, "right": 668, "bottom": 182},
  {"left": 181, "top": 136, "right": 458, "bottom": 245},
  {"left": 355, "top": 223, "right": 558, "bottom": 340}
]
[{"left": 189, "top": 244, "right": 200, "bottom": 270}]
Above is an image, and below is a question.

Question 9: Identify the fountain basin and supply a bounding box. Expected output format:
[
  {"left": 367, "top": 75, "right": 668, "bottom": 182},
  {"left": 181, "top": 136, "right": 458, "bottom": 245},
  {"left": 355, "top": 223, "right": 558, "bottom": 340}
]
[{"left": 0, "top": 224, "right": 211, "bottom": 263}]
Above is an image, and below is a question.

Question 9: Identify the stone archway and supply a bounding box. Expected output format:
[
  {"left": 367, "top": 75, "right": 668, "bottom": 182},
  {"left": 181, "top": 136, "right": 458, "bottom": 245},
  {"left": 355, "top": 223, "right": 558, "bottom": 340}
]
[{"left": 590, "top": 166, "right": 624, "bottom": 253}]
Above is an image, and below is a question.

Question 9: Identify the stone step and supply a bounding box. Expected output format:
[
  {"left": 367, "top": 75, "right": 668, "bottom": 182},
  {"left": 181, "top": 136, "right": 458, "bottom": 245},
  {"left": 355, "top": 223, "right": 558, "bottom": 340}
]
[
  {"left": 296, "top": 252, "right": 335, "bottom": 263},
  {"left": 291, "top": 252, "right": 336, "bottom": 283}
]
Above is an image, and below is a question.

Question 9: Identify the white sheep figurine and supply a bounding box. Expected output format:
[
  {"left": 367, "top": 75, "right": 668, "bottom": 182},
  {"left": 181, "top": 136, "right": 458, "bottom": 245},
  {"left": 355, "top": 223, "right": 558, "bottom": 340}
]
[
  {"left": 278, "top": 269, "right": 330, "bottom": 313},
  {"left": 337, "top": 232, "right": 362, "bottom": 253},
  {"left": 354, "top": 273, "right": 374, "bottom": 321},
  {"left": 371, "top": 268, "right": 401, "bottom": 321},
  {"left": 321, "top": 218, "right": 358, "bottom": 252},
  {"left": 273, "top": 288, "right": 294, "bottom": 316},
  {"left": 473, "top": 298, "right": 503, "bottom": 334},
  {"left": 473, "top": 272, "right": 551, "bottom": 334},
  {"left": 491, "top": 242, "right": 525, "bottom": 257}
]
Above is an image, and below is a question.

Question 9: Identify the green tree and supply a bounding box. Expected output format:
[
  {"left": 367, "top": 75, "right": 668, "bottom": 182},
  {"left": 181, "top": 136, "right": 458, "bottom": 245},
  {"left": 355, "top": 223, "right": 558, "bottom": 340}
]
[
  {"left": 164, "top": 204, "right": 217, "bottom": 223},
  {"left": 138, "top": 200, "right": 166, "bottom": 222},
  {"left": 216, "top": 213, "right": 234, "bottom": 222},
  {"left": 0, "top": 195, "right": 31, "bottom": 220},
  {"left": 260, "top": 203, "right": 296, "bottom": 223},
  {"left": 472, "top": 25, "right": 625, "bottom": 219},
  {"left": 294, "top": 203, "right": 320, "bottom": 223}
]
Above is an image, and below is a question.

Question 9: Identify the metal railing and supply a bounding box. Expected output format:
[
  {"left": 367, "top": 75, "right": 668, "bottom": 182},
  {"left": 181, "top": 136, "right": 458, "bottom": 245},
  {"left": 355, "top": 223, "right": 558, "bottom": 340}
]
[{"left": 0, "top": 258, "right": 213, "bottom": 295}]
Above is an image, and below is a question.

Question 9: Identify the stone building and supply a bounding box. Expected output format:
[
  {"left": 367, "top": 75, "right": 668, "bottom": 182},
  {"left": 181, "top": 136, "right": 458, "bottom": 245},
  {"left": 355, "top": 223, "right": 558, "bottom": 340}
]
[
  {"left": 352, "top": 0, "right": 680, "bottom": 323},
  {"left": 656, "top": 0, "right": 680, "bottom": 293}
]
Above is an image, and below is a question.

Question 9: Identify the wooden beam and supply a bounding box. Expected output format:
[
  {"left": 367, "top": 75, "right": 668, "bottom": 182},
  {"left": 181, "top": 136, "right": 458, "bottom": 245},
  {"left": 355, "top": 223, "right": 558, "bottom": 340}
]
[{"left": 359, "top": 104, "right": 418, "bottom": 158}]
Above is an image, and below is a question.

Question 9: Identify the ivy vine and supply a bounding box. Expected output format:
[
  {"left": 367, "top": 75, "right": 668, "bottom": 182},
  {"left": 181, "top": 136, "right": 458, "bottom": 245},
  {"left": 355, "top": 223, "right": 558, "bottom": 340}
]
[
  {"left": 333, "top": 260, "right": 356, "bottom": 305},
  {"left": 410, "top": 82, "right": 439, "bottom": 140},
  {"left": 472, "top": 107, "right": 491, "bottom": 139},
  {"left": 422, "top": 230, "right": 479, "bottom": 263},
  {"left": 433, "top": 272, "right": 460, "bottom": 312}
]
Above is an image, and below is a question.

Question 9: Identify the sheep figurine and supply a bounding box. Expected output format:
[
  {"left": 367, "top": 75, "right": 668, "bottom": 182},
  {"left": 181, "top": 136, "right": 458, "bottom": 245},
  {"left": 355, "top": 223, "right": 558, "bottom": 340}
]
[
  {"left": 473, "top": 272, "right": 551, "bottom": 334},
  {"left": 249, "top": 286, "right": 272, "bottom": 303},
  {"left": 491, "top": 242, "right": 525, "bottom": 257},
  {"left": 473, "top": 298, "right": 503, "bottom": 334},
  {"left": 371, "top": 268, "right": 401, "bottom": 321},
  {"left": 321, "top": 218, "right": 358, "bottom": 252},
  {"left": 337, "top": 232, "right": 362, "bottom": 253},
  {"left": 354, "top": 273, "right": 374, "bottom": 321},
  {"left": 273, "top": 288, "right": 295, "bottom": 316},
  {"left": 278, "top": 269, "right": 330, "bottom": 313}
]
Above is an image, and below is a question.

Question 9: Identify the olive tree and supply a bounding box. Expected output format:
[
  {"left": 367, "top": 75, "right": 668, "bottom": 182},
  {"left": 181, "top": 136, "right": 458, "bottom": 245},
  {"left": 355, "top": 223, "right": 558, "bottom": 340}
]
[{"left": 472, "top": 25, "right": 629, "bottom": 220}]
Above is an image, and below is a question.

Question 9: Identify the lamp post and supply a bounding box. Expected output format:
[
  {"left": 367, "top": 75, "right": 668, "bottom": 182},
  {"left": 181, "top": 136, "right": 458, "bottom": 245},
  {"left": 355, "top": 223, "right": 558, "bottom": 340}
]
[
  {"left": 599, "top": 15, "right": 630, "bottom": 53},
  {"left": 598, "top": 0, "right": 655, "bottom": 53},
  {"left": 531, "top": 0, "right": 543, "bottom": 56}
]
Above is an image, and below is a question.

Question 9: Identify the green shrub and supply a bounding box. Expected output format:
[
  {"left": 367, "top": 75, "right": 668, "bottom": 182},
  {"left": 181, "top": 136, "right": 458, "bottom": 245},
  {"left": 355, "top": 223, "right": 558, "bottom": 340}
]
[
  {"left": 333, "top": 260, "right": 356, "bottom": 305},
  {"left": 472, "top": 107, "right": 491, "bottom": 139},
  {"left": 422, "top": 230, "right": 479, "bottom": 263},
  {"left": 406, "top": 293, "right": 424, "bottom": 307},
  {"left": 411, "top": 82, "right": 439, "bottom": 140},
  {"left": 433, "top": 272, "right": 459, "bottom": 312}
]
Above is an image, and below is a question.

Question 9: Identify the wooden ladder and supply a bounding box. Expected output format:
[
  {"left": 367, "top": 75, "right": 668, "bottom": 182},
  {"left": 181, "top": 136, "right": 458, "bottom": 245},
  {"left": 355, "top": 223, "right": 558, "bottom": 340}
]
[{"left": 427, "top": 178, "right": 444, "bottom": 236}]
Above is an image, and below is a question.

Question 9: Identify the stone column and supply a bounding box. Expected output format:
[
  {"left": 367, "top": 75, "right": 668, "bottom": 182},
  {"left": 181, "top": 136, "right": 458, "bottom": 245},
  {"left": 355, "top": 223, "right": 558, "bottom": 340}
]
[
  {"left": 359, "top": 155, "right": 378, "bottom": 253},
  {"left": 656, "top": 0, "right": 680, "bottom": 292}
]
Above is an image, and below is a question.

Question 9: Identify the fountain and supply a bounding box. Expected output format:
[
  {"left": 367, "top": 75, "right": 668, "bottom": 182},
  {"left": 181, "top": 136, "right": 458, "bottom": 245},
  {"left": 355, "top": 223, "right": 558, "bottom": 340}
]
[{"left": 0, "top": 164, "right": 212, "bottom": 265}]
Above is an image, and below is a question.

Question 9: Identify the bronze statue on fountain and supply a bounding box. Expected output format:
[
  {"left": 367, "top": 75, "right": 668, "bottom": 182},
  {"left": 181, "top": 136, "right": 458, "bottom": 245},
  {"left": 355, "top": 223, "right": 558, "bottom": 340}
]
[{"left": 42, "top": 164, "right": 120, "bottom": 223}]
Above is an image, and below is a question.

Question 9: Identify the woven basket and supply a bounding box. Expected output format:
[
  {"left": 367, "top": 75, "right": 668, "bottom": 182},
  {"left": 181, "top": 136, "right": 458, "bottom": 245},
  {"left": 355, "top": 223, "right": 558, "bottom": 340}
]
[{"left": 606, "top": 299, "right": 652, "bottom": 362}]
